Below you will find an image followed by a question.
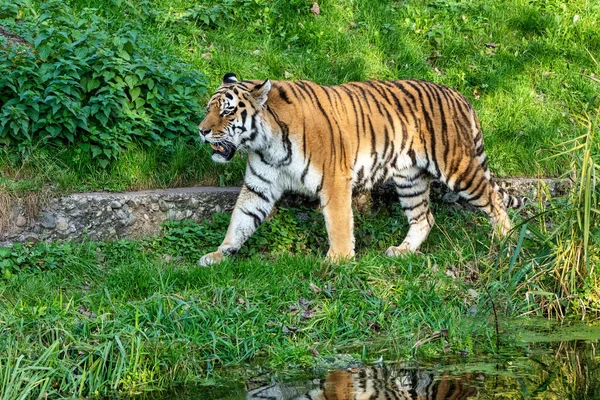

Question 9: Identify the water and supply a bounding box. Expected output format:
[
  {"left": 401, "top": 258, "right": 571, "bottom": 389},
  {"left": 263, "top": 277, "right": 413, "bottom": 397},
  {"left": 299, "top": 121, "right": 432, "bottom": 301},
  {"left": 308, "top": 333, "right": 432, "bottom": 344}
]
[{"left": 151, "top": 320, "right": 600, "bottom": 399}]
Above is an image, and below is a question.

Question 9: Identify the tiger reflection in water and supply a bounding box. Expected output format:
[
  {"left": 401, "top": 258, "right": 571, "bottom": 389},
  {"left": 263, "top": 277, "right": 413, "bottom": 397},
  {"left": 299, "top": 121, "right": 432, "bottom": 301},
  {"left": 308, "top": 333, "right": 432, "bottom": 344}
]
[{"left": 247, "top": 366, "right": 478, "bottom": 400}]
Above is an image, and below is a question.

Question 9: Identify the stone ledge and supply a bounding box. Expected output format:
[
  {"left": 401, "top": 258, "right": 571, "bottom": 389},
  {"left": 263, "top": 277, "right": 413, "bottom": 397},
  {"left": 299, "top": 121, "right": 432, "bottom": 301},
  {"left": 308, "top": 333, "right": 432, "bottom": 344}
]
[{"left": 0, "top": 178, "right": 570, "bottom": 246}]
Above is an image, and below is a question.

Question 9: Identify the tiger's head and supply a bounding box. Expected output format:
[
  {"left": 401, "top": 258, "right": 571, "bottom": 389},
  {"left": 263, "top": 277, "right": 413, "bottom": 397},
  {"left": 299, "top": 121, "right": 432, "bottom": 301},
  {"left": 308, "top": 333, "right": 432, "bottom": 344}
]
[{"left": 199, "top": 73, "right": 271, "bottom": 163}]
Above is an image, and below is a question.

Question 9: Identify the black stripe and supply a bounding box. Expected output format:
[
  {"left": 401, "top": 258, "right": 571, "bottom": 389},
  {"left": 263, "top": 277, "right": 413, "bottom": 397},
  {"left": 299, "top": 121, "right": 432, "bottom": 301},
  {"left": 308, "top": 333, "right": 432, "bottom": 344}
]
[
  {"left": 420, "top": 82, "right": 444, "bottom": 178},
  {"left": 356, "top": 166, "right": 365, "bottom": 185},
  {"left": 432, "top": 84, "right": 451, "bottom": 171},
  {"left": 296, "top": 82, "right": 338, "bottom": 166},
  {"left": 408, "top": 148, "right": 417, "bottom": 165},
  {"left": 368, "top": 117, "right": 377, "bottom": 157},
  {"left": 265, "top": 106, "right": 293, "bottom": 167},
  {"left": 379, "top": 82, "right": 413, "bottom": 152},
  {"left": 465, "top": 176, "right": 487, "bottom": 201},
  {"left": 391, "top": 80, "right": 417, "bottom": 106},
  {"left": 326, "top": 87, "right": 348, "bottom": 166},
  {"left": 408, "top": 210, "right": 427, "bottom": 223},
  {"left": 369, "top": 81, "right": 406, "bottom": 139},
  {"left": 248, "top": 162, "right": 272, "bottom": 184},
  {"left": 454, "top": 161, "right": 479, "bottom": 192},
  {"left": 240, "top": 114, "right": 258, "bottom": 146},
  {"left": 241, "top": 208, "right": 262, "bottom": 228},
  {"left": 245, "top": 184, "right": 270, "bottom": 203},
  {"left": 405, "top": 80, "right": 439, "bottom": 177},
  {"left": 256, "top": 207, "right": 268, "bottom": 219},
  {"left": 396, "top": 182, "right": 415, "bottom": 189},
  {"left": 287, "top": 82, "right": 305, "bottom": 100},
  {"left": 275, "top": 84, "right": 293, "bottom": 104},
  {"left": 339, "top": 86, "right": 364, "bottom": 165},
  {"left": 397, "top": 187, "right": 427, "bottom": 198},
  {"left": 401, "top": 199, "right": 428, "bottom": 211},
  {"left": 315, "top": 162, "right": 325, "bottom": 193},
  {"left": 301, "top": 154, "right": 312, "bottom": 184},
  {"left": 347, "top": 83, "right": 374, "bottom": 112},
  {"left": 382, "top": 125, "right": 390, "bottom": 160}
]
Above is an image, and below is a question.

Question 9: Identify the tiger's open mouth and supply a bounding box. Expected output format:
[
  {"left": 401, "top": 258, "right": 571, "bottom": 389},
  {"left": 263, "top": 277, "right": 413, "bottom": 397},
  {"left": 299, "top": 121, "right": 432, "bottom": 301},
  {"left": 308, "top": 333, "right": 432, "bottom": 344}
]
[{"left": 209, "top": 142, "right": 236, "bottom": 161}]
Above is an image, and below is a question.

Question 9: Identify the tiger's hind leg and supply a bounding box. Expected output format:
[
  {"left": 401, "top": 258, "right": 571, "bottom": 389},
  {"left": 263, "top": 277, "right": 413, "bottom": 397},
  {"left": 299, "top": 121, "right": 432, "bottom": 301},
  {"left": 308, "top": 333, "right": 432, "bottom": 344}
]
[
  {"left": 386, "top": 167, "right": 435, "bottom": 256},
  {"left": 446, "top": 159, "right": 511, "bottom": 238}
]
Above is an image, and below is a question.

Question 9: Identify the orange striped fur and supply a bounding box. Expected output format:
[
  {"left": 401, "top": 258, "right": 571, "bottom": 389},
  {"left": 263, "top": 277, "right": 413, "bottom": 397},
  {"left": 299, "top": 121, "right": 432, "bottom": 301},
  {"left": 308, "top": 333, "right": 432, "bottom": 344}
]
[{"left": 197, "top": 74, "right": 524, "bottom": 266}]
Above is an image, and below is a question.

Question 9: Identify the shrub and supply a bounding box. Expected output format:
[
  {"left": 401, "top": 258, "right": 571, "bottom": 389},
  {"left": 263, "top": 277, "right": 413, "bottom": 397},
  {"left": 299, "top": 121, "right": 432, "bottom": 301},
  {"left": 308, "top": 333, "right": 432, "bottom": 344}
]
[{"left": 0, "top": 0, "right": 208, "bottom": 167}]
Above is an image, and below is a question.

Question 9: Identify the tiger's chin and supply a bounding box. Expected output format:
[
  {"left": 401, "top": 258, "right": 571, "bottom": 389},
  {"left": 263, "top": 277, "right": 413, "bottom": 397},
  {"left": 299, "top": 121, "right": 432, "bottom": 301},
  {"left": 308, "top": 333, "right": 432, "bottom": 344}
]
[
  {"left": 211, "top": 153, "right": 230, "bottom": 163},
  {"left": 209, "top": 143, "right": 237, "bottom": 163}
]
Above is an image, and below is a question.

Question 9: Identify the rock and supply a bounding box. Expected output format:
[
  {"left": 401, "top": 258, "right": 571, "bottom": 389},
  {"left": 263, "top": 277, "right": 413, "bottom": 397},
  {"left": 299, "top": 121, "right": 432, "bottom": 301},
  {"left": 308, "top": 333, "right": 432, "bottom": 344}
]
[
  {"left": 167, "top": 209, "right": 185, "bottom": 221},
  {"left": 24, "top": 236, "right": 39, "bottom": 244},
  {"left": 110, "top": 200, "right": 122, "bottom": 209},
  {"left": 150, "top": 203, "right": 160, "bottom": 212},
  {"left": 442, "top": 192, "right": 460, "bottom": 203},
  {"left": 215, "top": 205, "right": 223, "bottom": 213},
  {"left": 188, "top": 197, "right": 199, "bottom": 209},
  {"left": 159, "top": 199, "right": 173, "bottom": 212},
  {"left": 55, "top": 217, "right": 68, "bottom": 231},
  {"left": 123, "top": 213, "right": 136, "bottom": 227},
  {"left": 127, "top": 199, "right": 139, "bottom": 208},
  {"left": 40, "top": 212, "right": 56, "bottom": 229},
  {"left": 16, "top": 216, "right": 27, "bottom": 227}
]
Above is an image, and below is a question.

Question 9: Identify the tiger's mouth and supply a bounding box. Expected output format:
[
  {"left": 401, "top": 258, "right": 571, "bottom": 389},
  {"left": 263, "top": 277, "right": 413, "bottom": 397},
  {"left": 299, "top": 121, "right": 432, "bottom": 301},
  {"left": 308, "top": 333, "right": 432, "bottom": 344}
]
[{"left": 209, "top": 142, "right": 236, "bottom": 161}]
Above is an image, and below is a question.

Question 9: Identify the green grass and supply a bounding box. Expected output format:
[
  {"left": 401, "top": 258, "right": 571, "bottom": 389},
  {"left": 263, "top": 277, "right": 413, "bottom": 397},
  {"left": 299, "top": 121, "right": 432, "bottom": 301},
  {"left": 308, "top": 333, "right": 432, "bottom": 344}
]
[
  {"left": 1, "top": 189, "right": 598, "bottom": 396},
  {"left": 2, "top": 0, "right": 599, "bottom": 195},
  {"left": 0, "top": 204, "right": 530, "bottom": 397}
]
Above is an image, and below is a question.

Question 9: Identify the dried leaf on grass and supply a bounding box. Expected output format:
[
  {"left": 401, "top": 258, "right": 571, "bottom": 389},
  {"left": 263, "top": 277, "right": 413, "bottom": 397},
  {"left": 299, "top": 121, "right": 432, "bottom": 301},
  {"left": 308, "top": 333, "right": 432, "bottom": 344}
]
[
  {"left": 412, "top": 329, "right": 448, "bottom": 349},
  {"left": 311, "top": 2, "right": 320, "bottom": 15}
]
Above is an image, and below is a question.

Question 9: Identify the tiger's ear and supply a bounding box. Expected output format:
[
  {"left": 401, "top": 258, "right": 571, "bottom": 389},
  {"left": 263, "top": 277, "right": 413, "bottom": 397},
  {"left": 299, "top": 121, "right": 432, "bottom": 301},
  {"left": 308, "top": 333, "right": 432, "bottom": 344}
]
[
  {"left": 222, "top": 73, "right": 238, "bottom": 84},
  {"left": 251, "top": 79, "right": 271, "bottom": 107}
]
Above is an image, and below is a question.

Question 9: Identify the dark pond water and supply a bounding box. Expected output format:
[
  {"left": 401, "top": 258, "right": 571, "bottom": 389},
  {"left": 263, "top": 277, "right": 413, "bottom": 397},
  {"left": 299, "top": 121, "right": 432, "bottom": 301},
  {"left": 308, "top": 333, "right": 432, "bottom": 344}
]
[{"left": 151, "top": 321, "right": 600, "bottom": 400}]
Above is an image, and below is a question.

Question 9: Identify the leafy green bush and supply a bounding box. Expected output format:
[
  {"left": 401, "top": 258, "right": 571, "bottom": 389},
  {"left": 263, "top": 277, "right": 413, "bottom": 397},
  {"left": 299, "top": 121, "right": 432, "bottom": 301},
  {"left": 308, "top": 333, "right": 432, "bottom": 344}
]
[
  {"left": 0, "top": 0, "right": 207, "bottom": 167},
  {"left": 0, "top": 241, "right": 94, "bottom": 279}
]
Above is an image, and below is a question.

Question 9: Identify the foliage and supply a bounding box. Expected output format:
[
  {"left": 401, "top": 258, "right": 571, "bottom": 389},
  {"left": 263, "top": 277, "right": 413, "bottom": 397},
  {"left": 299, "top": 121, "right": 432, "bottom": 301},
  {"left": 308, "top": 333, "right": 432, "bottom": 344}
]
[
  {"left": 508, "top": 95, "right": 600, "bottom": 317},
  {"left": 0, "top": 0, "right": 207, "bottom": 167},
  {"left": 1, "top": 0, "right": 599, "bottom": 193}
]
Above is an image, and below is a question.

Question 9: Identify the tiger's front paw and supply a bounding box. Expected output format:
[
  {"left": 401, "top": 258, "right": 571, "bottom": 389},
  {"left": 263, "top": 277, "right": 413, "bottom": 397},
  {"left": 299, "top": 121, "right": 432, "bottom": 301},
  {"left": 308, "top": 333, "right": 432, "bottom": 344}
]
[
  {"left": 198, "top": 250, "right": 223, "bottom": 267},
  {"left": 326, "top": 248, "right": 355, "bottom": 262},
  {"left": 385, "top": 244, "right": 412, "bottom": 257}
]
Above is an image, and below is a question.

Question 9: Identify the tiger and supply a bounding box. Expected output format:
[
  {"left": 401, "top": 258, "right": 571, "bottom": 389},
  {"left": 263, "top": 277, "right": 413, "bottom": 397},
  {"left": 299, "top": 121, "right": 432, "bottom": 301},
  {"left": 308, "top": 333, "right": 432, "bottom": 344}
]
[
  {"left": 197, "top": 73, "right": 524, "bottom": 266},
  {"left": 246, "top": 366, "right": 478, "bottom": 399}
]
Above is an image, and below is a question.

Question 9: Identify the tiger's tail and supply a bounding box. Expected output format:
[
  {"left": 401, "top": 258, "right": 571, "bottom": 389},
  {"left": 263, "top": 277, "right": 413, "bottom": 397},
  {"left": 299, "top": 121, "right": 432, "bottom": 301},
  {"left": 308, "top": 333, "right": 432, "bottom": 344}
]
[
  {"left": 469, "top": 109, "right": 527, "bottom": 210},
  {"left": 493, "top": 181, "right": 527, "bottom": 209}
]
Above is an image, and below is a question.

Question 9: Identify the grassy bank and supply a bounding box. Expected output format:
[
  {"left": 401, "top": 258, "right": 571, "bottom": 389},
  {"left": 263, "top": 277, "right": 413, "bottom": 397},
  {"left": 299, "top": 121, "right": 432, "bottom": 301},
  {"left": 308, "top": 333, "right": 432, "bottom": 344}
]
[
  {"left": 1, "top": 166, "right": 599, "bottom": 397},
  {"left": 1, "top": 0, "right": 599, "bottom": 196},
  {"left": 0, "top": 205, "right": 545, "bottom": 397}
]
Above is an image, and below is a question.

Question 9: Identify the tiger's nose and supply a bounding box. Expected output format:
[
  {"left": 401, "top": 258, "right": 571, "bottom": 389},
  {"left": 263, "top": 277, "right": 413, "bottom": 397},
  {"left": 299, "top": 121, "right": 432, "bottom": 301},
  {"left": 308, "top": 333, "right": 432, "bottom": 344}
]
[{"left": 200, "top": 128, "right": 211, "bottom": 137}]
